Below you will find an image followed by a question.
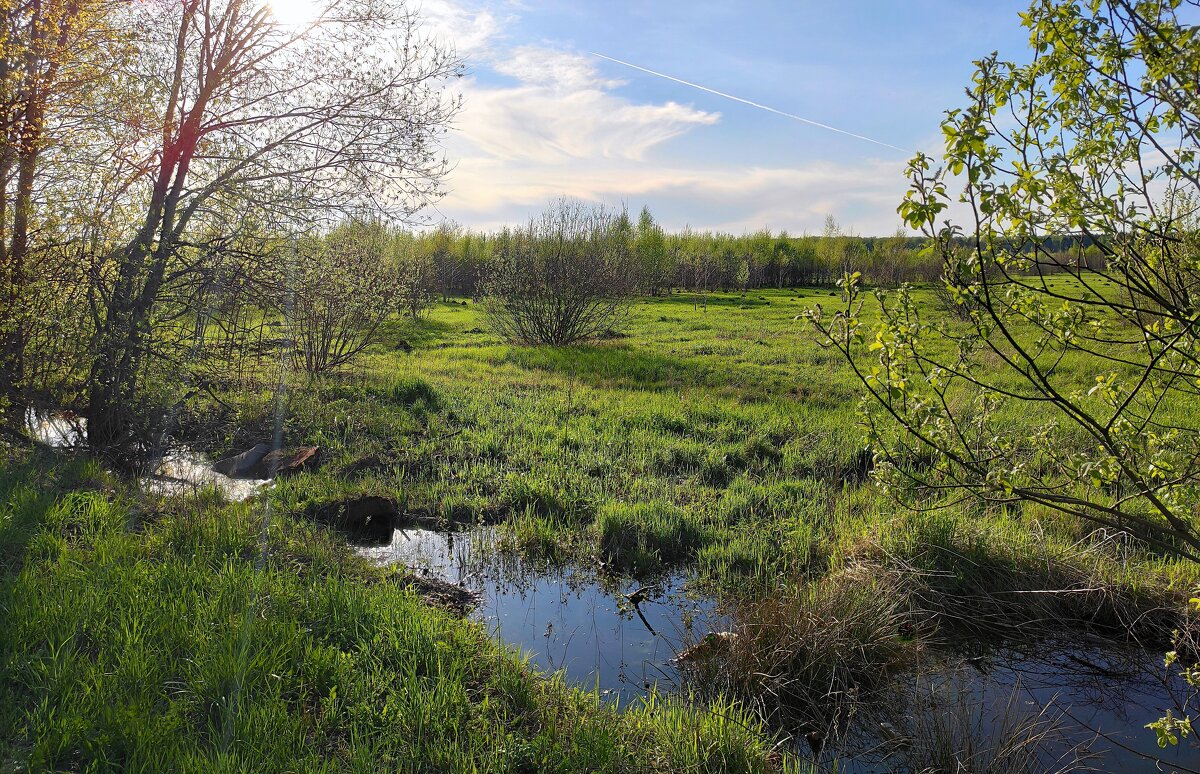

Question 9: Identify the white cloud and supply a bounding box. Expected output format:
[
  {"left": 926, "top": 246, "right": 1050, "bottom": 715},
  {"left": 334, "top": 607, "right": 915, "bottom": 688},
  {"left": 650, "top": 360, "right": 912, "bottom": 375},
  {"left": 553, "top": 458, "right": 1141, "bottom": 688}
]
[
  {"left": 493, "top": 45, "right": 624, "bottom": 92},
  {"left": 453, "top": 45, "right": 720, "bottom": 164},
  {"left": 417, "top": 0, "right": 506, "bottom": 57},
  {"left": 420, "top": 2, "right": 921, "bottom": 235},
  {"left": 436, "top": 154, "right": 917, "bottom": 235}
]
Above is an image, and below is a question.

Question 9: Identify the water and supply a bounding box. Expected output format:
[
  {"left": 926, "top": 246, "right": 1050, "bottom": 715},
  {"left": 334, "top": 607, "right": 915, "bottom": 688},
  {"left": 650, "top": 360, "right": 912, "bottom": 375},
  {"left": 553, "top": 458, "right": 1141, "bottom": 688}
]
[
  {"left": 361, "top": 527, "right": 721, "bottom": 705},
  {"left": 822, "top": 642, "right": 1200, "bottom": 772},
  {"left": 26, "top": 410, "right": 87, "bottom": 448},
  {"left": 26, "top": 410, "right": 271, "bottom": 502},
  {"left": 362, "top": 526, "right": 1200, "bottom": 771},
  {"left": 960, "top": 644, "right": 1197, "bottom": 772},
  {"left": 147, "top": 451, "right": 271, "bottom": 501}
]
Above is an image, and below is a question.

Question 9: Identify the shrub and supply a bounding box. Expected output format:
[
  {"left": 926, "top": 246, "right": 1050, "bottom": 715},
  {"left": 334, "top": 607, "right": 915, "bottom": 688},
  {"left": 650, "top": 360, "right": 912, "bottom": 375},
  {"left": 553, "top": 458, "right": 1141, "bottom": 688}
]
[
  {"left": 481, "top": 200, "right": 640, "bottom": 345},
  {"left": 285, "top": 222, "right": 398, "bottom": 373}
]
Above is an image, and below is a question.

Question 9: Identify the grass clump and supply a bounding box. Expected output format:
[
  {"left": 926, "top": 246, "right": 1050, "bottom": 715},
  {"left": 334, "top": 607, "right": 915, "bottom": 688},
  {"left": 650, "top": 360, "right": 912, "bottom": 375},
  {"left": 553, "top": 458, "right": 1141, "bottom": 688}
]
[
  {"left": 862, "top": 509, "right": 1188, "bottom": 644},
  {"left": 384, "top": 375, "right": 441, "bottom": 412},
  {"left": 688, "top": 566, "right": 921, "bottom": 736},
  {"left": 597, "top": 501, "right": 706, "bottom": 575}
]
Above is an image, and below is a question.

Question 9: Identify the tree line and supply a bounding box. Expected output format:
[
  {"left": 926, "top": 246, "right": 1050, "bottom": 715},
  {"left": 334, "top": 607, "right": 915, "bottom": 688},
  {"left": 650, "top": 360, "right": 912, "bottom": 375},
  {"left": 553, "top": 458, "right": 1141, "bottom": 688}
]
[{"left": 394, "top": 210, "right": 1112, "bottom": 301}]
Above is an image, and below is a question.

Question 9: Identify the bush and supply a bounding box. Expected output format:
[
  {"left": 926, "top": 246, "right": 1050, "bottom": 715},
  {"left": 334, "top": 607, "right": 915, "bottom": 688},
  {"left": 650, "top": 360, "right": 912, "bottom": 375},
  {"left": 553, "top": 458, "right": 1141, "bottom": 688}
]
[
  {"left": 284, "top": 222, "right": 398, "bottom": 373},
  {"left": 481, "top": 200, "right": 640, "bottom": 345}
]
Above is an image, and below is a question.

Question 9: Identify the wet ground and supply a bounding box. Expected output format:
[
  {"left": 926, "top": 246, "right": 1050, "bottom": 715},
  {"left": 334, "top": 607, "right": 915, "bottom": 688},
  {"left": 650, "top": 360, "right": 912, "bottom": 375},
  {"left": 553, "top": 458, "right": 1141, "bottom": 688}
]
[
  {"left": 358, "top": 527, "right": 721, "bottom": 705},
  {"left": 27, "top": 410, "right": 271, "bottom": 501},
  {"left": 361, "top": 525, "right": 1200, "bottom": 772},
  {"left": 26, "top": 410, "right": 1200, "bottom": 770}
]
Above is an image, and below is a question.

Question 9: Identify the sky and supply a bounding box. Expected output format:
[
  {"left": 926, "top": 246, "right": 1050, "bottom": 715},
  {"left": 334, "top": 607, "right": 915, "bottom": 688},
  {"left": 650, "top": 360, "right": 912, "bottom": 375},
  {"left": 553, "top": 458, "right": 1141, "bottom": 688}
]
[{"left": 283, "top": 0, "right": 1040, "bottom": 236}]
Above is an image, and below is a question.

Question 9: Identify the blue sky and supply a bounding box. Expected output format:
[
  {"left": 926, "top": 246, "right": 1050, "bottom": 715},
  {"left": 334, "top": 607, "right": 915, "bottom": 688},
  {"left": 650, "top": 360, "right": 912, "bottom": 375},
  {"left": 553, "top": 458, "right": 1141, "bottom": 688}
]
[{"left": 415, "top": 0, "right": 1036, "bottom": 235}]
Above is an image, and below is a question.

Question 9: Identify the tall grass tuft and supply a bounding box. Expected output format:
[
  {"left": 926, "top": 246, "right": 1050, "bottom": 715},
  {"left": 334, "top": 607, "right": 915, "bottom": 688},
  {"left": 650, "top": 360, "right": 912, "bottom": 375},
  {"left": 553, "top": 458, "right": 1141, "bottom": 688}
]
[
  {"left": 695, "top": 566, "right": 921, "bottom": 735},
  {"left": 596, "top": 501, "right": 707, "bottom": 574}
]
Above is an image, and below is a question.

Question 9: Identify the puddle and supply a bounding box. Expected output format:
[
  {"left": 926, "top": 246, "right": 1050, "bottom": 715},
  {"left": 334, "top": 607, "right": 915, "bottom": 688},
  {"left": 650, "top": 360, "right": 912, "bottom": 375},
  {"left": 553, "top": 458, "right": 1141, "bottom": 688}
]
[
  {"left": 363, "top": 526, "right": 1200, "bottom": 770},
  {"left": 144, "top": 451, "right": 271, "bottom": 502},
  {"left": 826, "top": 643, "right": 1200, "bottom": 772},
  {"left": 26, "top": 410, "right": 86, "bottom": 448},
  {"left": 360, "top": 527, "right": 721, "bottom": 705},
  {"left": 26, "top": 410, "right": 271, "bottom": 502}
]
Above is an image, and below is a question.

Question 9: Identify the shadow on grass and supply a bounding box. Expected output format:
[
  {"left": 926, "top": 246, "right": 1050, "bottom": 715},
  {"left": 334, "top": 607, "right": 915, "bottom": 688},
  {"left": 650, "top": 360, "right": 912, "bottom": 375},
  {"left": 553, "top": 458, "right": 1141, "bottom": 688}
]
[
  {"left": 650, "top": 292, "right": 774, "bottom": 308},
  {"left": 504, "top": 344, "right": 711, "bottom": 392},
  {"left": 0, "top": 449, "right": 113, "bottom": 570},
  {"left": 375, "top": 315, "right": 459, "bottom": 350}
]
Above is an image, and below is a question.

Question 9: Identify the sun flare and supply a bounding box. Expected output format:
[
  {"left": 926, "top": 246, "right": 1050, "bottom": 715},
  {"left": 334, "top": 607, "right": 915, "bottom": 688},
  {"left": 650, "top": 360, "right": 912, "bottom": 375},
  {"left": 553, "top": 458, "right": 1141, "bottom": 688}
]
[{"left": 266, "top": 0, "right": 322, "bottom": 28}]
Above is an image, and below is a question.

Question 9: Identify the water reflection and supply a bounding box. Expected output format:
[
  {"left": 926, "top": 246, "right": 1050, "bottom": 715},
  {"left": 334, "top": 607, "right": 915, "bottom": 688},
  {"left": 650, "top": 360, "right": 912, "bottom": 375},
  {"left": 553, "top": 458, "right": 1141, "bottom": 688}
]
[
  {"left": 360, "top": 527, "right": 721, "bottom": 705},
  {"left": 26, "top": 410, "right": 270, "bottom": 502},
  {"left": 827, "top": 643, "right": 1200, "bottom": 773},
  {"left": 363, "top": 526, "right": 1200, "bottom": 771}
]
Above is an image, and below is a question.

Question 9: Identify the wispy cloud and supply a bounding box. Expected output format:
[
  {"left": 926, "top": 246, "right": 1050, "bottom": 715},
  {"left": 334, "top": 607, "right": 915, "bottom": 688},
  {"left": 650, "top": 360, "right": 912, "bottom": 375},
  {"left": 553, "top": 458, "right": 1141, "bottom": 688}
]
[
  {"left": 439, "top": 155, "right": 914, "bottom": 235},
  {"left": 426, "top": 1, "right": 925, "bottom": 235},
  {"left": 454, "top": 45, "right": 719, "bottom": 163},
  {"left": 417, "top": 0, "right": 507, "bottom": 56}
]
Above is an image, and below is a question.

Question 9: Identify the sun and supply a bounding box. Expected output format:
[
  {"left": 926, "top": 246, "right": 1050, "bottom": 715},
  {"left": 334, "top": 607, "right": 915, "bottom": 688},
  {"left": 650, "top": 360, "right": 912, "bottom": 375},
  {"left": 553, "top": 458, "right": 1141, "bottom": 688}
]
[{"left": 266, "top": 0, "right": 323, "bottom": 29}]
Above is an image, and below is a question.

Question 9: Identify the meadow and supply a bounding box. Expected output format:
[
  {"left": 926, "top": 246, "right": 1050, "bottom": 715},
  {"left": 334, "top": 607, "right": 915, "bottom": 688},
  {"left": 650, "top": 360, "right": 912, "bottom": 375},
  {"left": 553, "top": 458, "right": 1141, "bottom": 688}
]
[{"left": 2, "top": 285, "right": 1197, "bottom": 771}]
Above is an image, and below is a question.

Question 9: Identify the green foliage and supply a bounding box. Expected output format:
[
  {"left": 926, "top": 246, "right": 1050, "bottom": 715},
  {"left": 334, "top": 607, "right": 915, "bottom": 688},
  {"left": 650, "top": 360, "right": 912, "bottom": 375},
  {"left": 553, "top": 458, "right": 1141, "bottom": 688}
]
[
  {"left": 815, "top": 0, "right": 1200, "bottom": 555},
  {"left": 812, "top": 0, "right": 1200, "bottom": 754},
  {"left": 285, "top": 221, "right": 401, "bottom": 374},
  {"left": 596, "top": 501, "right": 706, "bottom": 575}
]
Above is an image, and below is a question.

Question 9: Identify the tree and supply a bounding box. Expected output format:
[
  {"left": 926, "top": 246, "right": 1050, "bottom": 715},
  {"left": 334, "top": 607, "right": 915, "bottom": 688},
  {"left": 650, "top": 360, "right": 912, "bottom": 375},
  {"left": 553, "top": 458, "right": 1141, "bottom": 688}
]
[
  {"left": 83, "top": 0, "right": 460, "bottom": 457},
  {"left": 286, "top": 221, "right": 397, "bottom": 374},
  {"left": 635, "top": 205, "right": 669, "bottom": 295},
  {"left": 482, "top": 199, "right": 639, "bottom": 345},
  {"left": 396, "top": 229, "right": 436, "bottom": 319},
  {"left": 0, "top": 0, "right": 117, "bottom": 429},
  {"left": 811, "top": 0, "right": 1200, "bottom": 560},
  {"left": 429, "top": 220, "right": 460, "bottom": 303}
]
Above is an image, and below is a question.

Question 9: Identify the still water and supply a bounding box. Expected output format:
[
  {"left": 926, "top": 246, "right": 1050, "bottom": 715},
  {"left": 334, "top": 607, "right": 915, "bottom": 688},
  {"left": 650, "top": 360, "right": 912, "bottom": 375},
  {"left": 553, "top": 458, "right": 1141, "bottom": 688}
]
[
  {"left": 361, "top": 526, "right": 1200, "bottom": 772},
  {"left": 358, "top": 527, "right": 721, "bottom": 705},
  {"left": 27, "top": 410, "right": 271, "bottom": 501}
]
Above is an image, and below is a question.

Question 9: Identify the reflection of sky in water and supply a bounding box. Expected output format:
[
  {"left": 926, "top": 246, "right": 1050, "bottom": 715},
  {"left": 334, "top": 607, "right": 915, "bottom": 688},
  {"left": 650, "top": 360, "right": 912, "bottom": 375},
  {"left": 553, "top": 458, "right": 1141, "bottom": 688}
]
[
  {"left": 822, "top": 643, "right": 1200, "bottom": 773},
  {"left": 148, "top": 452, "right": 270, "bottom": 501},
  {"left": 27, "top": 410, "right": 270, "bottom": 502},
  {"left": 960, "top": 645, "right": 1199, "bottom": 772},
  {"left": 360, "top": 527, "right": 720, "bottom": 706},
  {"left": 366, "top": 527, "right": 1200, "bottom": 772}
]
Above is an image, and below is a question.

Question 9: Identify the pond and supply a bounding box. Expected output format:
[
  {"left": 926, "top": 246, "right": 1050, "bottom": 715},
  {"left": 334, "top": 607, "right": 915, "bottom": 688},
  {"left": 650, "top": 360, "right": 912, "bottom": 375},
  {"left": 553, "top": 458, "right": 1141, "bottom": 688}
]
[
  {"left": 357, "top": 526, "right": 722, "bottom": 706},
  {"left": 360, "top": 525, "right": 1200, "bottom": 772}
]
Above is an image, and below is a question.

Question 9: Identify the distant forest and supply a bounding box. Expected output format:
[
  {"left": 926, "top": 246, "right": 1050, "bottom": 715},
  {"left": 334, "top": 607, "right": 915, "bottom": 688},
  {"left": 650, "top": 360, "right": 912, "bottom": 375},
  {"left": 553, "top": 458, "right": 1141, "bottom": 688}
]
[{"left": 410, "top": 210, "right": 1110, "bottom": 298}]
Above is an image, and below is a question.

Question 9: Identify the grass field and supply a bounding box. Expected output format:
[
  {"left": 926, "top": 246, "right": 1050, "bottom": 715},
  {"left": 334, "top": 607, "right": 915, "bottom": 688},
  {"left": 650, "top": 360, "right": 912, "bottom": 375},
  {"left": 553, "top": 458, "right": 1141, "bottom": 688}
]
[{"left": 3, "top": 285, "right": 1197, "bottom": 770}]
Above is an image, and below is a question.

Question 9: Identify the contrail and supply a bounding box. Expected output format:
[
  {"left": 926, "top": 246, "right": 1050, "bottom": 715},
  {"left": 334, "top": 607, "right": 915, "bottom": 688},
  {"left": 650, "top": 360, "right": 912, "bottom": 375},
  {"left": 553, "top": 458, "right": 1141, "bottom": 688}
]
[{"left": 589, "top": 51, "right": 911, "bottom": 155}]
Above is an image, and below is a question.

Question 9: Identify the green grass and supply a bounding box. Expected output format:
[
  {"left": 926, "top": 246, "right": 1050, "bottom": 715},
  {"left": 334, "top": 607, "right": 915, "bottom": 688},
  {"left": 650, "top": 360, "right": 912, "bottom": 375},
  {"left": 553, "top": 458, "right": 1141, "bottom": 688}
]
[
  {"left": 7, "top": 285, "right": 1197, "bottom": 770},
  {"left": 0, "top": 451, "right": 786, "bottom": 773}
]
